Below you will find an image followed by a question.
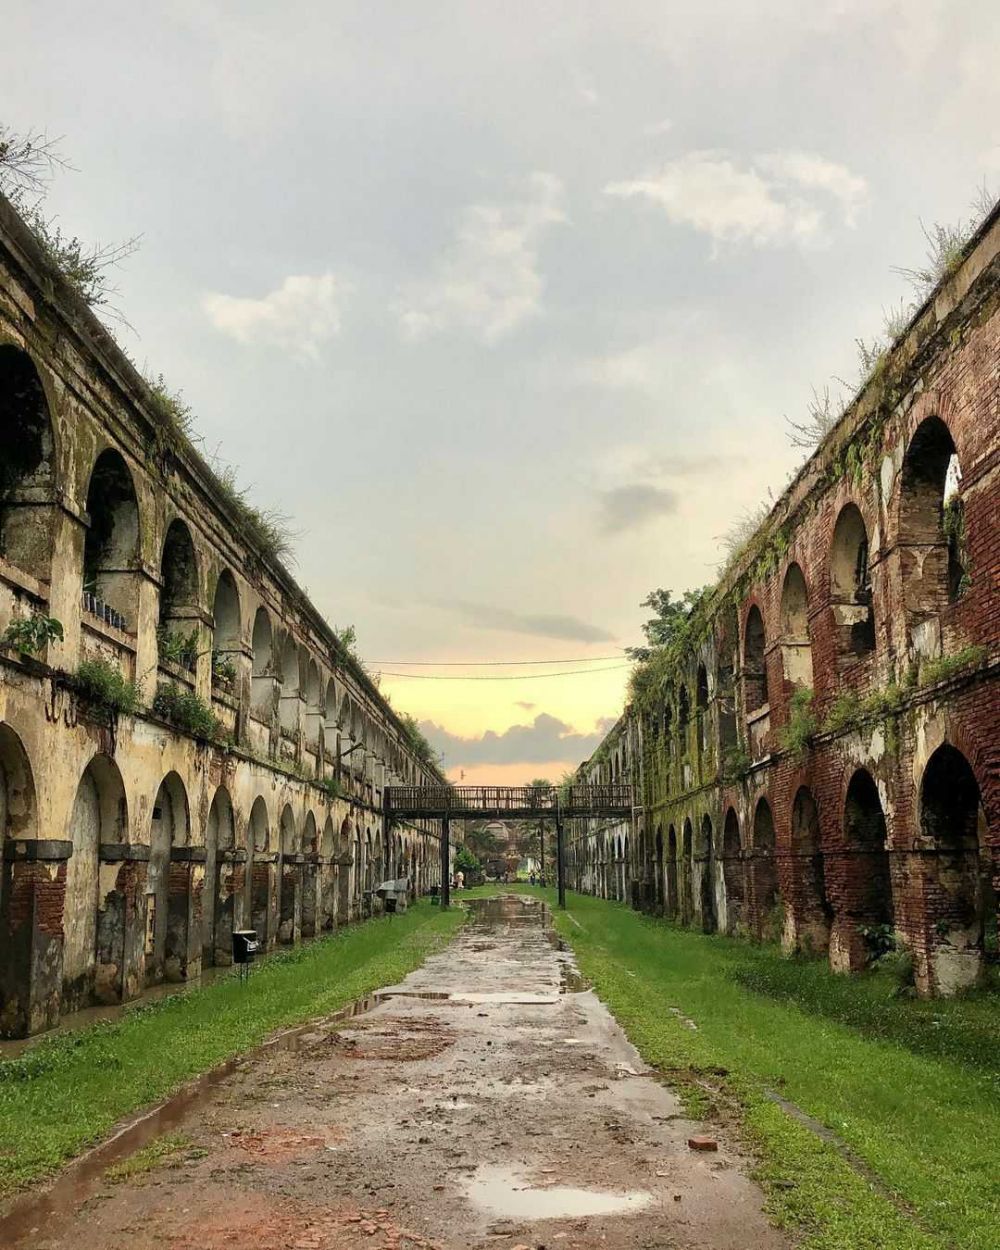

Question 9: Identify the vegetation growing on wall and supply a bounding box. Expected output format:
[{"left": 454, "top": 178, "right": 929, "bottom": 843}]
[
  {"left": 778, "top": 688, "right": 816, "bottom": 759},
  {"left": 152, "top": 682, "right": 225, "bottom": 741},
  {"left": 72, "top": 658, "right": 140, "bottom": 718},
  {"left": 400, "top": 712, "right": 443, "bottom": 769},
  {"left": 0, "top": 614, "right": 63, "bottom": 657}
]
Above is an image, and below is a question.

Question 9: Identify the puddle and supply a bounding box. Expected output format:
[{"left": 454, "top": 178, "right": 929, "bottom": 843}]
[
  {"left": 465, "top": 1165, "right": 653, "bottom": 1220},
  {"left": 450, "top": 991, "right": 559, "bottom": 1005}
]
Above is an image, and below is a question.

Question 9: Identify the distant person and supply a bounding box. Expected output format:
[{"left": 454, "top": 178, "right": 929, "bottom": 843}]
[
  {"left": 529, "top": 871, "right": 536, "bottom": 886},
  {"left": 455, "top": 869, "right": 465, "bottom": 890}
]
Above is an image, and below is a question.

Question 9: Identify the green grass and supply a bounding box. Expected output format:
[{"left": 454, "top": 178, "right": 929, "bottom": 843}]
[
  {"left": 103, "top": 1132, "right": 195, "bottom": 1182},
  {"left": 474, "top": 885, "right": 999, "bottom": 1250},
  {"left": 0, "top": 902, "right": 462, "bottom": 1195}
]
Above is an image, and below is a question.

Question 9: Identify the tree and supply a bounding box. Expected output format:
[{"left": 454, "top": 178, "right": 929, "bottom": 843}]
[{"left": 626, "top": 588, "right": 707, "bottom": 662}]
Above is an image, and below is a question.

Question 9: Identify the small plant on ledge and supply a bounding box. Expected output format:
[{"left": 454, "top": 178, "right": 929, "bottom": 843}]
[
  {"left": 153, "top": 682, "right": 224, "bottom": 741},
  {"left": 157, "top": 626, "right": 199, "bottom": 672},
  {"left": 1, "top": 614, "right": 63, "bottom": 657},
  {"left": 73, "top": 658, "right": 140, "bottom": 718},
  {"left": 720, "top": 744, "right": 752, "bottom": 783},
  {"left": 321, "top": 777, "right": 344, "bottom": 802},
  {"left": 211, "top": 651, "right": 238, "bottom": 687},
  {"left": 779, "top": 687, "right": 816, "bottom": 759}
]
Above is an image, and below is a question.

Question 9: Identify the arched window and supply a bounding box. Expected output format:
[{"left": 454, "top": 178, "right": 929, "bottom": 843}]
[
  {"left": 278, "top": 804, "right": 300, "bottom": 945},
  {"left": 248, "top": 795, "right": 273, "bottom": 945},
  {"left": 696, "top": 664, "right": 709, "bottom": 759},
  {"left": 678, "top": 686, "right": 690, "bottom": 754},
  {"left": 843, "top": 769, "right": 893, "bottom": 956},
  {"left": 830, "top": 503, "right": 875, "bottom": 657},
  {"left": 82, "top": 449, "right": 139, "bottom": 631},
  {"left": 790, "top": 786, "right": 830, "bottom": 953},
  {"left": 717, "top": 611, "right": 739, "bottom": 754},
  {"left": 63, "top": 753, "right": 126, "bottom": 1010},
  {"left": 899, "top": 416, "right": 968, "bottom": 607},
  {"left": 920, "top": 745, "right": 991, "bottom": 990},
  {"left": 779, "top": 563, "right": 813, "bottom": 687},
  {"left": 752, "top": 797, "right": 780, "bottom": 938},
  {"left": 698, "top": 813, "right": 716, "bottom": 933},
  {"left": 279, "top": 634, "right": 300, "bottom": 735},
  {"left": 205, "top": 786, "right": 235, "bottom": 967},
  {"left": 305, "top": 660, "right": 322, "bottom": 747},
  {"left": 159, "top": 519, "right": 199, "bottom": 670},
  {"left": 722, "top": 808, "right": 744, "bottom": 934},
  {"left": 148, "top": 771, "right": 190, "bottom": 984},
  {"left": 743, "top": 605, "right": 768, "bottom": 713},
  {"left": 211, "top": 571, "right": 241, "bottom": 688},
  {"left": 250, "top": 607, "right": 273, "bottom": 719},
  {"left": 681, "top": 818, "right": 694, "bottom": 923},
  {"left": 0, "top": 345, "right": 56, "bottom": 576}
]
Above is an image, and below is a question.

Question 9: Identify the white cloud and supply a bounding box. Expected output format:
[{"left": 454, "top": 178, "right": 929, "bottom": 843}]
[
  {"left": 394, "top": 173, "right": 566, "bottom": 344},
  {"left": 605, "top": 149, "right": 867, "bottom": 248},
  {"left": 202, "top": 273, "right": 348, "bottom": 359}
]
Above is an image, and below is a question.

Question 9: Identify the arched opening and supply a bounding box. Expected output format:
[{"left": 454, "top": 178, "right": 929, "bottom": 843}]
[
  {"left": 678, "top": 687, "right": 690, "bottom": 756},
  {"left": 279, "top": 635, "right": 300, "bottom": 736},
  {"left": 301, "top": 810, "right": 319, "bottom": 938},
  {"left": 82, "top": 449, "right": 139, "bottom": 631},
  {"left": 666, "top": 826, "right": 678, "bottom": 918},
  {"left": 0, "top": 725, "right": 40, "bottom": 1028},
  {"left": 920, "top": 745, "right": 993, "bottom": 991},
  {"left": 716, "top": 612, "right": 739, "bottom": 756},
  {"left": 698, "top": 814, "right": 716, "bottom": 933},
  {"left": 206, "top": 787, "right": 235, "bottom": 966},
  {"left": 662, "top": 688, "right": 674, "bottom": 773},
  {"left": 681, "top": 818, "right": 694, "bottom": 924},
  {"left": 211, "top": 571, "right": 241, "bottom": 691},
  {"left": 654, "top": 827, "right": 664, "bottom": 911},
  {"left": 722, "top": 808, "right": 744, "bottom": 935},
  {"left": 843, "top": 769, "right": 893, "bottom": 959},
  {"left": 780, "top": 563, "right": 813, "bottom": 687},
  {"left": 743, "top": 605, "right": 768, "bottom": 713},
  {"left": 250, "top": 607, "right": 273, "bottom": 719},
  {"left": 320, "top": 814, "right": 337, "bottom": 930},
  {"left": 696, "top": 665, "right": 709, "bottom": 762},
  {"left": 305, "top": 660, "right": 322, "bottom": 748},
  {"left": 147, "top": 771, "right": 191, "bottom": 985},
  {"left": 248, "top": 796, "right": 273, "bottom": 946},
  {"left": 158, "top": 519, "right": 199, "bottom": 670},
  {"left": 830, "top": 503, "right": 875, "bottom": 657},
  {"left": 899, "top": 416, "right": 968, "bottom": 606},
  {"left": 0, "top": 345, "right": 56, "bottom": 576},
  {"left": 752, "top": 798, "right": 780, "bottom": 940},
  {"left": 65, "top": 757, "right": 127, "bottom": 1008},
  {"left": 790, "top": 787, "right": 830, "bottom": 954},
  {"left": 278, "top": 805, "right": 300, "bottom": 944},
  {"left": 339, "top": 817, "right": 354, "bottom": 922}
]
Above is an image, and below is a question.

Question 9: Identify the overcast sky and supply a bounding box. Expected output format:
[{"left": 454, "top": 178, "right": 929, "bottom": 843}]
[{"left": 4, "top": 2, "right": 998, "bottom": 781}]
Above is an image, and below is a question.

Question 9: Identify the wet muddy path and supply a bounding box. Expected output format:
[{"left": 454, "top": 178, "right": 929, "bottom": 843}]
[{"left": 2, "top": 895, "right": 787, "bottom": 1249}]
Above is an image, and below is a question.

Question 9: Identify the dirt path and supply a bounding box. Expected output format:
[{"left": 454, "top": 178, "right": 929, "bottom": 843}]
[{"left": 6, "top": 895, "right": 788, "bottom": 1250}]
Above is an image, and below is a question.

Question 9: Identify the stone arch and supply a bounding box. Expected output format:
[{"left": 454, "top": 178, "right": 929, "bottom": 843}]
[
  {"left": 305, "top": 660, "right": 322, "bottom": 747},
  {"left": 0, "top": 344, "right": 57, "bottom": 576},
  {"left": 320, "top": 813, "right": 337, "bottom": 930},
  {"left": 662, "top": 685, "right": 674, "bottom": 769},
  {"left": 0, "top": 721, "right": 37, "bottom": 840},
  {"left": 212, "top": 570, "right": 241, "bottom": 662},
  {"left": 698, "top": 813, "right": 716, "bottom": 932},
  {"left": 743, "top": 604, "right": 768, "bottom": 714},
  {"left": 278, "top": 804, "right": 301, "bottom": 944},
  {"left": 920, "top": 745, "right": 992, "bottom": 992},
  {"left": 251, "top": 607, "right": 274, "bottom": 718},
  {"left": 752, "top": 797, "right": 780, "bottom": 940},
  {"left": 696, "top": 664, "right": 709, "bottom": 760},
  {"left": 681, "top": 818, "right": 694, "bottom": 924},
  {"left": 339, "top": 816, "right": 354, "bottom": 921},
  {"left": 159, "top": 518, "right": 199, "bottom": 626},
  {"left": 898, "top": 415, "right": 967, "bottom": 606},
  {"left": 842, "top": 768, "right": 893, "bottom": 960},
  {"left": 830, "top": 503, "right": 875, "bottom": 657},
  {"left": 63, "top": 754, "right": 126, "bottom": 1008},
  {"left": 654, "top": 826, "right": 664, "bottom": 911},
  {"left": 790, "top": 786, "right": 830, "bottom": 953},
  {"left": 248, "top": 795, "right": 274, "bottom": 946},
  {"left": 82, "top": 448, "right": 140, "bottom": 631},
  {"left": 666, "top": 825, "right": 678, "bottom": 918},
  {"left": 780, "top": 563, "right": 813, "bottom": 687},
  {"left": 678, "top": 686, "right": 690, "bottom": 755},
  {"left": 206, "top": 786, "right": 236, "bottom": 967},
  {"left": 722, "top": 807, "right": 744, "bottom": 935},
  {"left": 148, "top": 771, "right": 191, "bottom": 985},
  {"left": 279, "top": 633, "right": 300, "bottom": 735}
]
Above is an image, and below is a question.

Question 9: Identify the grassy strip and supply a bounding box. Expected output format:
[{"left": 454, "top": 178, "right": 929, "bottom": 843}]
[
  {"left": 0, "top": 902, "right": 462, "bottom": 1195},
  {"left": 476, "top": 885, "right": 998, "bottom": 1250}
]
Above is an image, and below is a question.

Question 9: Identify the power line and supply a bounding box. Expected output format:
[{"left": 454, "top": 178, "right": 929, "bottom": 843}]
[
  {"left": 377, "top": 664, "right": 632, "bottom": 681},
  {"left": 363, "top": 655, "right": 622, "bottom": 666}
]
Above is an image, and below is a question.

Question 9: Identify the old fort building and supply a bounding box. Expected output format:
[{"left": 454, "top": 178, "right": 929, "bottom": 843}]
[
  {"left": 0, "top": 193, "right": 445, "bottom": 1038},
  {"left": 570, "top": 200, "right": 1000, "bottom": 997}
]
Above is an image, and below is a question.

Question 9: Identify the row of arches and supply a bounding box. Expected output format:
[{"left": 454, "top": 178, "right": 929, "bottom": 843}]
[
  {"left": 0, "top": 343, "right": 427, "bottom": 788},
  {"left": 0, "top": 719, "right": 438, "bottom": 1032},
  {"left": 572, "top": 741, "right": 994, "bottom": 995},
  {"left": 634, "top": 412, "right": 972, "bottom": 778}
]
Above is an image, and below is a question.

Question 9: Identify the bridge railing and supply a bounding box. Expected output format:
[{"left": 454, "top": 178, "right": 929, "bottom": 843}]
[{"left": 383, "top": 783, "right": 633, "bottom": 817}]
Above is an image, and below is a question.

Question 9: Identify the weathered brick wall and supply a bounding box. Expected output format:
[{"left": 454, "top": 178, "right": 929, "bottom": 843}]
[{"left": 574, "top": 204, "right": 1000, "bottom": 997}]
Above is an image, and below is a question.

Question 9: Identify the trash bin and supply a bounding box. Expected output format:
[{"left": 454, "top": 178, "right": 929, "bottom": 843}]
[{"left": 232, "top": 929, "right": 259, "bottom": 964}]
